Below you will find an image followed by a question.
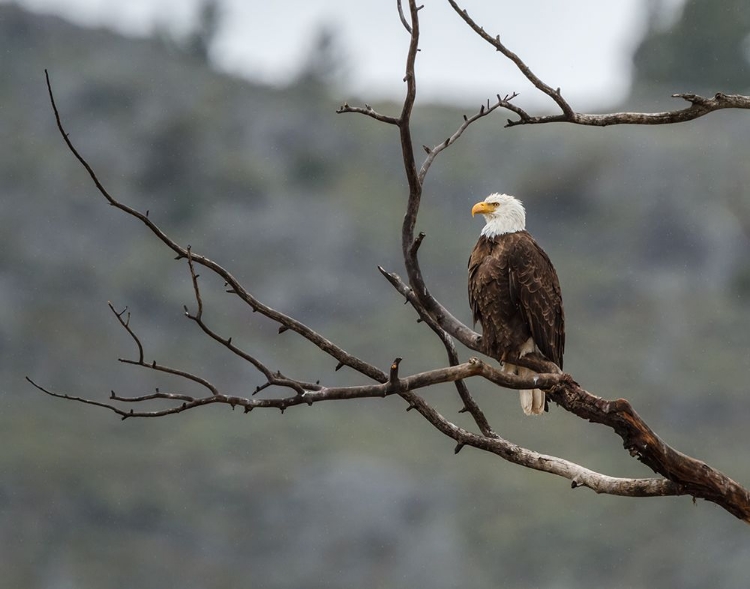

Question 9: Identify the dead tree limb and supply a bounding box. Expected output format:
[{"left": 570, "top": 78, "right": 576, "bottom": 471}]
[
  {"left": 33, "top": 0, "right": 750, "bottom": 524},
  {"left": 447, "top": 0, "right": 750, "bottom": 128},
  {"left": 339, "top": 0, "right": 750, "bottom": 521}
]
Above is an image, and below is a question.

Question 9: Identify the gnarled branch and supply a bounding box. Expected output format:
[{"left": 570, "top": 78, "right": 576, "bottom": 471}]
[
  {"left": 341, "top": 0, "right": 750, "bottom": 521},
  {"left": 34, "top": 1, "right": 750, "bottom": 525}
]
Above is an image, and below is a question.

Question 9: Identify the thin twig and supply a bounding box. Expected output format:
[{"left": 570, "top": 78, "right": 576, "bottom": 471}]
[
  {"left": 112, "top": 390, "right": 196, "bottom": 403},
  {"left": 118, "top": 357, "right": 220, "bottom": 396},
  {"left": 186, "top": 246, "right": 203, "bottom": 319},
  {"left": 336, "top": 103, "right": 400, "bottom": 125},
  {"left": 107, "top": 302, "right": 143, "bottom": 363}
]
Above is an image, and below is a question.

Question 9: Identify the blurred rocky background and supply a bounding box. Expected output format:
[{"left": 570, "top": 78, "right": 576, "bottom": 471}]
[{"left": 3, "top": 1, "right": 750, "bottom": 587}]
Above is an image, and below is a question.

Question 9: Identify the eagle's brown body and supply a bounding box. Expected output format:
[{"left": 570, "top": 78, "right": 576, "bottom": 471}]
[
  {"left": 468, "top": 230, "right": 564, "bottom": 409},
  {"left": 469, "top": 230, "right": 565, "bottom": 368}
]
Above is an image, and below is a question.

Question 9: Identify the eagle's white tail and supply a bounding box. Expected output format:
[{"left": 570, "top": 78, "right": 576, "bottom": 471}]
[
  {"left": 519, "top": 388, "right": 546, "bottom": 415},
  {"left": 505, "top": 364, "right": 545, "bottom": 415}
]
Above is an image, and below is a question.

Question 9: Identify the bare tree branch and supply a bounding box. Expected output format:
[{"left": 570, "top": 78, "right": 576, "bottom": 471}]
[
  {"left": 401, "top": 390, "right": 683, "bottom": 497},
  {"left": 396, "top": 0, "right": 412, "bottom": 34},
  {"left": 45, "top": 69, "right": 387, "bottom": 385},
  {"left": 36, "top": 0, "right": 750, "bottom": 525},
  {"left": 504, "top": 92, "right": 750, "bottom": 128},
  {"left": 378, "top": 257, "right": 483, "bottom": 353},
  {"left": 29, "top": 357, "right": 560, "bottom": 415},
  {"left": 107, "top": 302, "right": 143, "bottom": 363},
  {"left": 546, "top": 383, "right": 750, "bottom": 522},
  {"left": 336, "top": 3, "right": 486, "bottom": 356},
  {"left": 447, "top": 0, "right": 574, "bottom": 117},
  {"left": 378, "top": 265, "right": 494, "bottom": 437},
  {"left": 335, "top": 102, "right": 399, "bottom": 125},
  {"left": 25, "top": 372, "right": 684, "bottom": 499},
  {"left": 446, "top": 2, "right": 750, "bottom": 128}
]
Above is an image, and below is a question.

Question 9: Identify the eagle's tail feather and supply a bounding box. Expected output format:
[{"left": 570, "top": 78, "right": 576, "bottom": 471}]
[
  {"left": 516, "top": 365, "right": 545, "bottom": 416},
  {"left": 519, "top": 389, "right": 534, "bottom": 415},
  {"left": 519, "top": 389, "right": 545, "bottom": 415}
]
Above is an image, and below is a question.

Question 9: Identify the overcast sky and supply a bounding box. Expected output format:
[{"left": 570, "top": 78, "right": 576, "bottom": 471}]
[{"left": 12, "top": 0, "right": 686, "bottom": 109}]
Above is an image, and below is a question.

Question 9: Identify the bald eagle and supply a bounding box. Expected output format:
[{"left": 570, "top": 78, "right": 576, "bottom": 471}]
[{"left": 468, "top": 193, "right": 564, "bottom": 415}]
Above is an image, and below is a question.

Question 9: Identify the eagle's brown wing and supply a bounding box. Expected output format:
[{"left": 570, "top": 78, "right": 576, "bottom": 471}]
[
  {"left": 469, "top": 234, "right": 531, "bottom": 362},
  {"left": 468, "top": 236, "right": 495, "bottom": 328},
  {"left": 507, "top": 232, "right": 565, "bottom": 369}
]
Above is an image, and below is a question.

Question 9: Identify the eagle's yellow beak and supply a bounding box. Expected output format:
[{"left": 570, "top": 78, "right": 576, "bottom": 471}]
[{"left": 471, "top": 201, "right": 494, "bottom": 217}]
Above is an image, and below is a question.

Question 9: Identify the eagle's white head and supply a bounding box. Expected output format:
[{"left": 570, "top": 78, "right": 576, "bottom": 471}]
[{"left": 471, "top": 193, "right": 526, "bottom": 238}]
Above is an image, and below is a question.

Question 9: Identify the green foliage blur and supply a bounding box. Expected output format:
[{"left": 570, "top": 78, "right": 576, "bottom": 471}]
[{"left": 3, "top": 3, "right": 750, "bottom": 588}]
